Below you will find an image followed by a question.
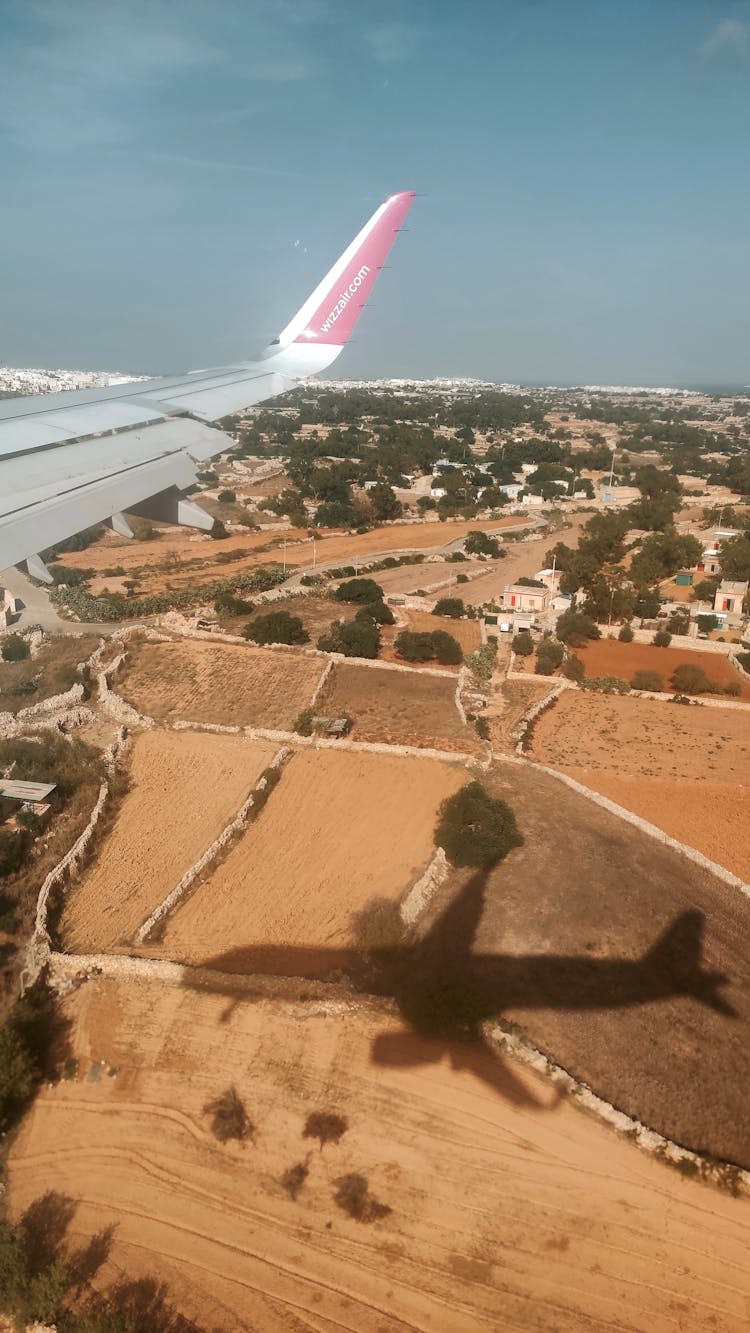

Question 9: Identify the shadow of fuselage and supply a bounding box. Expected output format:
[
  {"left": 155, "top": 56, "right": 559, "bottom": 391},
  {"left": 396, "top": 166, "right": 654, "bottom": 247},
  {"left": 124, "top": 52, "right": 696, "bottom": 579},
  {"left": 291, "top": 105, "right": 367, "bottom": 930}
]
[{"left": 181, "top": 871, "right": 735, "bottom": 1109}]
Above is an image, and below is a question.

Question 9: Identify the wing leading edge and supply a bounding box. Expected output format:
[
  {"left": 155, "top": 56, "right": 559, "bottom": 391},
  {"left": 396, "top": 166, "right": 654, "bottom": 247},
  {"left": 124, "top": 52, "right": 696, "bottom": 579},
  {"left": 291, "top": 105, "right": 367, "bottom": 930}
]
[{"left": 0, "top": 191, "right": 415, "bottom": 578}]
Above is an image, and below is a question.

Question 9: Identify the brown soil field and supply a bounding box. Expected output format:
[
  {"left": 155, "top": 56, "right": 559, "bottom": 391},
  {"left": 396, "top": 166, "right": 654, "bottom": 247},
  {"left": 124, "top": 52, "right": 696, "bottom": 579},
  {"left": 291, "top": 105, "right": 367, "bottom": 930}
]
[
  {"left": 61, "top": 517, "right": 525, "bottom": 597},
  {"left": 119, "top": 639, "right": 323, "bottom": 727},
  {"left": 530, "top": 689, "right": 750, "bottom": 784},
  {"left": 158, "top": 748, "right": 464, "bottom": 970},
  {"left": 371, "top": 559, "right": 485, "bottom": 594},
  {"left": 558, "top": 771, "right": 750, "bottom": 882},
  {"left": 318, "top": 661, "right": 477, "bottom": 751},
  {"left": 423, "top": 760, "right": 750, "bottom": 1166},
  {"left": 8, "top": 975, "right": 750, "bottom": 1333},
  {"left": 577, "top": 638, "right": 750, "bottom": 698},
  {"left": 60, "top": 732, "right": 277, "bottom": 951}
]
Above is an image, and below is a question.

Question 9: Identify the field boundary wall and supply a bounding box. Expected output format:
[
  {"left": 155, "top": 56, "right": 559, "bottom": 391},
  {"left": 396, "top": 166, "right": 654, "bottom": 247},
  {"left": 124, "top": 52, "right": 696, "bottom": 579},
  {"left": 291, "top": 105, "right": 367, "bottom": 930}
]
[
  {"left": 524, "top": 757, "right": 750, "bottom": 901},
  {"left": 135, "top": 746, "right": 291, "bottom": 943},
  {"left": 400, "top": 849, "right": 449, "bottom": 925},
  {"left": 20, "top": 727, "right": 130, "bottom": 991},
  {"left": 171, "top": 719, "right": 474, "bottom": 765}
]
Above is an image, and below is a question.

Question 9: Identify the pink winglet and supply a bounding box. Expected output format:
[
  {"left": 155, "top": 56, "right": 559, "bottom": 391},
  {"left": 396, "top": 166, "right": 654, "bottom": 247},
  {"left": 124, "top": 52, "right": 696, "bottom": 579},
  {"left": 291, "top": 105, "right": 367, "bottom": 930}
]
[{"left": 293, "top": 191, "right": 415, "bottom": 346}]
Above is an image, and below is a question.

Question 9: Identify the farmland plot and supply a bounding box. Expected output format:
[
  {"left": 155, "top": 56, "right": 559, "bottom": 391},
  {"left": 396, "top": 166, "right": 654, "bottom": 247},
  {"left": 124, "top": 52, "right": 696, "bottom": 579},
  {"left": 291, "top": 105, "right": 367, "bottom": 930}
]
[
  {"left": 60, "top": 731, "right": 277, "bottom": 951},
  {"left": 119, "top": 639, "right": 322, "bottom": 728}
]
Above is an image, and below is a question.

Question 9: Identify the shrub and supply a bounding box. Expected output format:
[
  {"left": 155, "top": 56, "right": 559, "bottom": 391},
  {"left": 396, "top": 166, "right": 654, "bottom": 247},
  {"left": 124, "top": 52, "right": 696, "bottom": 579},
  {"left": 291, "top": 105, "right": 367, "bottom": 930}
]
[
  {"left": 318, "top": 619, "right": 380, "bottom": 659},
  {"left": 736, "top": 651, "right": 750, "bottom": 673},
  {"left": 724, "top": 680, "right": 741, "bottom": 697},
  {"left": 562, "top": 653, "right": 584, "bottom": 682},
  {"left": 16, "top": 809, "right": 42, "bottom": 836},
  {"left": 456, "top": 573, "right": 469, "bottom": 584},
  {"left": 280, "top": 1162, "right": 309, "bottom": 1200},
  {"left": 293, "top": 708, "right": 314, "bottom": 735},
  {"left": 464, "top": 530, "right": 502, "bottom": 558},
  {"left": 242, "top": 611, "right": 309, "bottom": 646},
  {"left": 465, "top": 642, "right": 497, "bottom": 682},
  {"left": 0, "top": 829, "right": 28, "bottom": 879},
  {"left": 580, "top": 676, "right": 631, "bottom": 694},
  {"left": 430, "top": 630, "right": 463, "bottom": 665},
  {"left": 435, "top": 782, "right": 523, "bottom": 869},
  {"left": 214, "top": 593, "right": 254, "bottom": 617},
  {"left": 672, "top": 663, "right": 713, "bottom": 694},
  {"left": 475, "top": 716, "right": 490, "bottom": 740},
  {"left": 631, "top": 670, "right": 665, "bottom": 692},
  {"left": 303, "top": 1111, "right": 349, "bottom": 1150},
  {"left": 432, "top": 597, "right": 465, "bottom": 619},
  {"left": 203, "top": 1087, "right": 254, "bottom": 1142},
  {"left": 652, "top": 630, "right": 672, "bottom": 647},
  {"left": 0, "top": 1023, "right": 37, "bottom": 1126},
  {"left": 217, "top": 489, "right": 236, "bottom": 503},
  {"left": 334, "top": 577, "right": 384, "bottom": 604},
  {"left": 354, "top": 600, "right": 394, "bottom": 625},
  {"left": 535, "top": 638, "right": 564, "bottom": 675},
  {"left": 332, "top": 1174, "right": 391, "bottom": 1223},
  {"left": 511, "top": 632, "right": 534, "bottom": 657},
  {"left": 556, "top": 609, "right": 600, "bottom": 646},
  {"left": 618, "top": 623, "right": 634, "bottom": 643},
  {"left": 394, "top": 630, "right": 434, "bottom": 662},
  {"left": 1, "top": 635, "right": 30, "bottom": 663}
]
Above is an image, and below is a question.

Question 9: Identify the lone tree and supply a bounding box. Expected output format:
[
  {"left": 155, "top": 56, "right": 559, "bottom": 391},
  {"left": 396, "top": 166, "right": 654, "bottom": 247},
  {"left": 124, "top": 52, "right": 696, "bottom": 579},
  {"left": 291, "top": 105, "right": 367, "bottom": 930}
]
[
  {"left": 243, "top": 611, "right": 309, "bottom": 646},
  {"left": 464, "top": 530, "right": 503, "bottom": 558},
  {"left": 511, "top": 632, "right": 534, "bottom": 657},
  {"left": 333, "top": 577, "right": 384, "bottom": 604},
  {"left": 1, "top": 635, "right": 30, "bottom": 663},
  {"left": 435, "top": 782, "right": 523, "bottom": 869},
  {"left": 672, "top": 663, "right": 713, "bottom": 694},
  {"left": 433, "top": 597, "right": 465, "bottom": 619},
  {"left": 318, "top": 618, "right": 380, "bottom": 659}
]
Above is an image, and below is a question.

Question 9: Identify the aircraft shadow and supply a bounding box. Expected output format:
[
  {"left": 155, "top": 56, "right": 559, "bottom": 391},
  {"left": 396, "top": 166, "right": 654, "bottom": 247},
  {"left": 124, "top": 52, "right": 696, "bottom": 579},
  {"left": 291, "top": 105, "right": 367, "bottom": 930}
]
[{"left": 183, "top": 871, "right": 735, "bottom": 1110}]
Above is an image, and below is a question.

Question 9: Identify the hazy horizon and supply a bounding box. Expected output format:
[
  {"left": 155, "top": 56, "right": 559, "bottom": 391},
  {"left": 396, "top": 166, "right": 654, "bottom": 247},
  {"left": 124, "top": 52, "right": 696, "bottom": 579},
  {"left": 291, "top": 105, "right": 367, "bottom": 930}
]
[{"left": 2, "top": 1, "right": 749, "bottom": 386}]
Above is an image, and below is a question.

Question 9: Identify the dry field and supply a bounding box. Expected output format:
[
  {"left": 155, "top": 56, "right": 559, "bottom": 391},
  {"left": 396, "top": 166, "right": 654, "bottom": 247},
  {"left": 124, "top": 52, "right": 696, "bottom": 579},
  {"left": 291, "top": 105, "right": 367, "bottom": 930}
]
[
  {"left": 119, "top": 638, "right": 323, "bottom": 728},
  {"left": 530, "top": 690, "right": 750, "bottom": 784},
  {"left": 318, "top": 661, "right": 477, "bottom": 751},
  {"left": 560, "top": 771, "right": 750, "bottom": 882},
  {"left": 423, "top": 760, "right": 750, "bottom": 1166},
  {"left": 372, "top": 559, "right": 485, "bottom": 595},
  {"left": 404, "top": 609, "right": 482, "bottom": 655},
  {"left": 577, "top": 638, "right": 750, "bottom": 698},
  {"left": 488, "top": 678, "right": 553, "bottom": 754},
  {"left": 60, "top": 731, "right": 277, "bottom": 952},
  {"left": 158, "top": 748, "right": 464, "bottom": 972},
  {"left": 8, "top": 975, "right": 750, "bottom": 1333},
  {"left": 215, "top": 594, "right": 354, "bottom": 642},
  {"left": 61, "top": 517, "right": 525, "bottom": 597},
  {"left": 528, "top": 690, "right": 750, "bottom": 876},
  {"left": 0, "top": 633, "right": 99, "bottom": 715}
]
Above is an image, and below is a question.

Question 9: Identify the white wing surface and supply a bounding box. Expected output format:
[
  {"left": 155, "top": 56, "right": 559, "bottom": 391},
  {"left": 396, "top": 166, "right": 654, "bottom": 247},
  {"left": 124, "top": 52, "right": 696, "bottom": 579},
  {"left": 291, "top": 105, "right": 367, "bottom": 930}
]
[{"left": 0, "top": 191, "right": 415, "bottom": 579}]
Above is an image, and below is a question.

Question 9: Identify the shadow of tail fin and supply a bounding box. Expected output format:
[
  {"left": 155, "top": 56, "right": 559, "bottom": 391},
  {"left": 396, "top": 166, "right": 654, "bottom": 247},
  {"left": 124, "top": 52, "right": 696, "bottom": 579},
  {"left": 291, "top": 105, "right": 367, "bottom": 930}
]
[{"left": 645, "top": 911, "right": 737, "bottom": 1017}]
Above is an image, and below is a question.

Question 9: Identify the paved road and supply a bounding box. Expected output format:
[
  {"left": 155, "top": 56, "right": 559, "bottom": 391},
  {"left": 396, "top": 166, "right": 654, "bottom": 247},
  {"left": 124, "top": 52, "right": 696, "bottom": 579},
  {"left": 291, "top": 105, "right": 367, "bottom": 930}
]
[{"left": 0, "top": 567, "right": 116, "bottom": 637}]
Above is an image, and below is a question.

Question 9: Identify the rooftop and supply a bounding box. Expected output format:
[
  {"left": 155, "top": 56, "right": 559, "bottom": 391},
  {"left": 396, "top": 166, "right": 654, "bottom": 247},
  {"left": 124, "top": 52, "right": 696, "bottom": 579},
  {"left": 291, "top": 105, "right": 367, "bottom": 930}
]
[{"left": 0, "top": 780, "right": 56, "bottom": 802}]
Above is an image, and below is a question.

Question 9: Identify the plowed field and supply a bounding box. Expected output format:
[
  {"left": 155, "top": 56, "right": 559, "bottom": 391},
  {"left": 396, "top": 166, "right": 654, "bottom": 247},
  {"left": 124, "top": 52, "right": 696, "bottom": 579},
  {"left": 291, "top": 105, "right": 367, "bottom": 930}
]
[
  {"left": 8, "top": 975, "right": 750, "bottom": 1333},
  {"left": 119, "top": 639, "right": 323, "bottom": 727},
  {"left": 60, "top": 731, "right": 277, "bottom": 951},
  {"left": 577, "top": 638, "right": 750, "bottom": 698},
  {"left": 158, "top": 748, "right": 464, "bottom": 971},
  {"left": 318, "top": 662, "right": 477, "bottom": 751}
]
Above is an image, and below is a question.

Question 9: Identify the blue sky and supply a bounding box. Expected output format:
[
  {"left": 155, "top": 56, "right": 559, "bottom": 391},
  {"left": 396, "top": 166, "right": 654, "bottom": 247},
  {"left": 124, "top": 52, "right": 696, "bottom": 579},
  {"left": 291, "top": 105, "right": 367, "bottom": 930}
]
[{"left": 1, "top": 0, "right": 748, "bottom": 385}]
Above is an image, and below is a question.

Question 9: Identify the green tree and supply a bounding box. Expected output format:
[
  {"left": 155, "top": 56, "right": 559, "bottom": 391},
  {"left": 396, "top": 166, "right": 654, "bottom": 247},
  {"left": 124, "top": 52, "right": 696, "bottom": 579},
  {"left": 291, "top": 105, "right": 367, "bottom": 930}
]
[
  {"left": 334, "top": 578, "right": 384, "bottom": 604},
  {"left": 719, "top": 533, "right": 750, "bottom": 582},
  {"left": 562, "top": 653, "right": 585, "bottom": 682},
  {"left": 368, "top": 481, "right": 402, "bottom": 521},
  {"left": 435, "top": 782, "right": 523, "bottom": 869},
  {"left": 535, "top": 638, "right": 564, "bottom": 675},
  {"left": 672, "top": 663, "right": 713, "bottom": 694},
  {"left": 464, "top": 530, "right": 503, "bottom": 558},
  {"left": 433, "top": 597, "right": 465, "bottom": 618},
  {"left": 355, "top": 601, "right": 394, "bottom": 625},
  {"left": 652, "top": 629, "right": 671, "bottom": 647},
  {"left": 394, "top": 631, "right": 434, "bottom": 662},
  {"left": 618, "top": 623, "right": 634, "bottom": 642},
  {"left": 555, "top": 609, "right": 600, "bottom": 647},
  {"left": 242, "top": 611, "right": 309, "bottom": 646},
  {"left": 217, "top": 489, "right": 236, "bottom": 503},
  {"left": 318, "top": 619, "right": 380, "bottom": 659},
  {"left": 511, "top": 632, "right": 534, "bottom": 656},
  {"left": 430, "top": 631, "right": 463, "bottom": 665}
]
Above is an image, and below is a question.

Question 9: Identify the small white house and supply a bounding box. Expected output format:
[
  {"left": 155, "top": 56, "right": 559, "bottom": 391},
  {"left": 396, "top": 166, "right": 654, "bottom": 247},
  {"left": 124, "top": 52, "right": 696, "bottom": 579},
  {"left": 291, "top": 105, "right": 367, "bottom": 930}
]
[
  {"left": 501, "top": 583, "right": 550, "bottom": 614},
  {"left": 714, "top": 580, "right": 748, "bottom": 622}
]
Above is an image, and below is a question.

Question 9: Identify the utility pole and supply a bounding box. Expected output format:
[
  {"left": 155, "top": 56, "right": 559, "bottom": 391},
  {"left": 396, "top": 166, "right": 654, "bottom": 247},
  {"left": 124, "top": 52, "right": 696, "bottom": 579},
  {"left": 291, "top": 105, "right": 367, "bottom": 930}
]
[
  {"left": 608, "top": 585, "right": 616, "bottom": 626},
  {"left": 608, "top": 447, "right": 616, "bottom": 490}
]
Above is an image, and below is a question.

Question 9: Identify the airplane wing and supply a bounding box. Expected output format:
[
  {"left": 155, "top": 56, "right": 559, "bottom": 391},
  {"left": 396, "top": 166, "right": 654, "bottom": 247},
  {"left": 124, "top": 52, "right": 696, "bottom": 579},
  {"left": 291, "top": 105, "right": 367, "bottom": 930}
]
[{"left": 0, "top": 190, "right": 415, "bottom": 581}]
